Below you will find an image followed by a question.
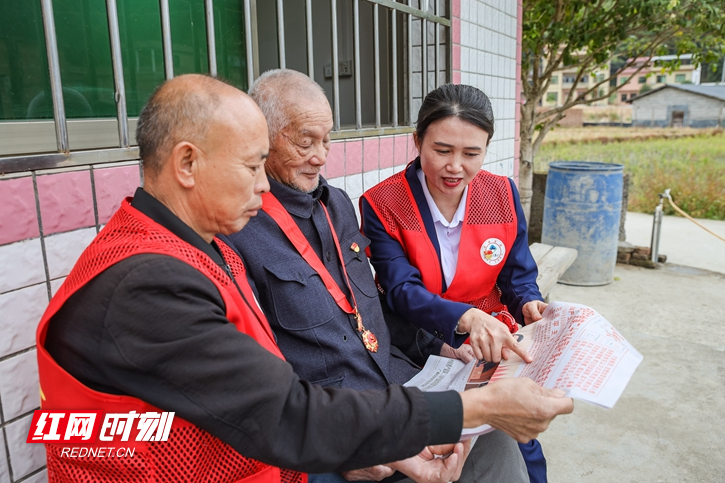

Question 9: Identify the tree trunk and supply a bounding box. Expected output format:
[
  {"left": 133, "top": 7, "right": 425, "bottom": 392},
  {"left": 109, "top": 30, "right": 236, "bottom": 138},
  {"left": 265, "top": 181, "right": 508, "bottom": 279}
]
[{"left": 518, "top": 100, "right": 537, "bottom": 224}]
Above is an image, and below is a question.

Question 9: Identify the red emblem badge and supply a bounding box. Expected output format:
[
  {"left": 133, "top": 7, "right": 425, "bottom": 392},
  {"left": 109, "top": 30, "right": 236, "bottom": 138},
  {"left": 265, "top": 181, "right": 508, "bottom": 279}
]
[{"left": 362, "top": 330, "right": 378, "bottom": 352}]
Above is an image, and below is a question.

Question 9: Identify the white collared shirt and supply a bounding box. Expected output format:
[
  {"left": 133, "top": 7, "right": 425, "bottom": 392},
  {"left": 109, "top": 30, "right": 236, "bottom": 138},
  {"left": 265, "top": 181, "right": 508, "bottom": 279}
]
[{"left": 417, "top": 168, "right": 468, "bottom": 288}]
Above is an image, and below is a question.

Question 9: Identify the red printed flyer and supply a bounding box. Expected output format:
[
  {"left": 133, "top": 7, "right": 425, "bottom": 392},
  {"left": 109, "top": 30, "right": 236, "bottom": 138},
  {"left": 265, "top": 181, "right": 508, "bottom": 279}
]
[{"left": 405, "top": 302, "right": 643, "bottom": 439}]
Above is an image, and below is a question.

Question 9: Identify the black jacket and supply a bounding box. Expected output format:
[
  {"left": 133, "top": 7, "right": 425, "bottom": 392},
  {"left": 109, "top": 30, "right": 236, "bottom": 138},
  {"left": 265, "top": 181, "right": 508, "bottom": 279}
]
[{"left": 44, "top": 187, "right": 463, "bottom": 473}]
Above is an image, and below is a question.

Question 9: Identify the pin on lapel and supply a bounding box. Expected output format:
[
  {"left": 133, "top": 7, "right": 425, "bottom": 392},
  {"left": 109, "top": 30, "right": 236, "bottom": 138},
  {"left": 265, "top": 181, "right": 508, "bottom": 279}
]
[{"left": 350, "top": 242, "right": 360, "bottom": 253}]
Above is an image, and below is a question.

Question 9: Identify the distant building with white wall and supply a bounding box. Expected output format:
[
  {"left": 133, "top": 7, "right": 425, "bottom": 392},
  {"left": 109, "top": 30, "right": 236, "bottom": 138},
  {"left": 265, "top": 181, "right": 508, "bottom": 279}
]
[
  {"left": 612, "top": 54, "right": 700, "bottom": 105},
  {"left": 629, "top": 84, "right": 725, "bottom": 127}
]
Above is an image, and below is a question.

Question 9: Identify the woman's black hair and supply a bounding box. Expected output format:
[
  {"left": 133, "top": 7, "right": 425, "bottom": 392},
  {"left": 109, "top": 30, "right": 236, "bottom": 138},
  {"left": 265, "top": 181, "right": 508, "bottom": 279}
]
[{"left": 415, "top": 84, "right": 494, "bottom": 145}]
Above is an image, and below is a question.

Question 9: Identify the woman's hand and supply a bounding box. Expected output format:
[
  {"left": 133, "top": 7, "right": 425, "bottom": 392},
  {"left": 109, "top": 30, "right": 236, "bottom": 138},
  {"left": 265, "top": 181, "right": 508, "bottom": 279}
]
[
  {"left": 457, "top": 308, "right": 532, "bottom": 363},
  {"left": 522, "top": 300, "right": 548, "bottom": 326},
  {"left": 439, "top": 343, "right": 475, "bottom": 363}
]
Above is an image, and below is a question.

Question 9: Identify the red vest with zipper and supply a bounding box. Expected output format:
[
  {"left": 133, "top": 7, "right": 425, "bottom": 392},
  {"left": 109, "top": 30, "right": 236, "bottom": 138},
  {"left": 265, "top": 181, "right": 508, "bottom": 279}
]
[
  {"left": 362, "top": 168, "right": 519, "bottom": 332},
  {"left": 36, "top": 199, "right": 306, "bottom": 483}
]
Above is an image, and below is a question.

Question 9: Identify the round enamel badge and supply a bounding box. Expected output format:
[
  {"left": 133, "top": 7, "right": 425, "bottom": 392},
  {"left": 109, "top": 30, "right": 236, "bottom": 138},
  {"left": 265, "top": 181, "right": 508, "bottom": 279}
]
[{"left": 480, "top": 238, "right": 505, "bottom": 266}]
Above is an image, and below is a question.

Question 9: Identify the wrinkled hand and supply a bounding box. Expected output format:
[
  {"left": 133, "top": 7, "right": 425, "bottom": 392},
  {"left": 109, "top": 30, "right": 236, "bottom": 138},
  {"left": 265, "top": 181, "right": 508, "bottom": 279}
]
[
  {"left": 389, "top": 441, "right": 470, "bottom": 483},
  {"left": 522, "top": 300, "right": 548, "bottom": 326},
  {"left": 460, "top": 377, "right": 574, "bottom": 443},
  {"left": 439, "top": 343, "right": 475, "bottom": 363},
  {"left": 341, "top": 465, "right": 394, "bottom": 481},
  {"left": 457, "top": 308, "right": 531, "bottom": 363}
]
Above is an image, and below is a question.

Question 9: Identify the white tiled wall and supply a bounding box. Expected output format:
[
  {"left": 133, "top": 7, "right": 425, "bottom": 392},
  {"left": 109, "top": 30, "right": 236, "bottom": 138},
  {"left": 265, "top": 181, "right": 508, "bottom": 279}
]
[
  {"left": 21, "top": 470, "right": 47, "bottom": 483},
  {"left": 0, "top": 239, "right": 46, "bottom": 295},
  {"left": 457, "top": 0, "right": 519, "bottom": 178},
  {"left": 44, "top": 227, "right": 98, "bottom": 280},
  {"left": 5, "top": 414, "right": 46, "bottom": 480},
  {"left": 0, "top": 430, "right": 9, "bottom": 483},
  {"left": 0, "top": 285, "right": 47, "bottom": 358},
  {"left": 0, "top": 350, "right": 39, "bottom": 422},
  {"left": 0, "top": 162, "right": 142, "bottom": 483}
]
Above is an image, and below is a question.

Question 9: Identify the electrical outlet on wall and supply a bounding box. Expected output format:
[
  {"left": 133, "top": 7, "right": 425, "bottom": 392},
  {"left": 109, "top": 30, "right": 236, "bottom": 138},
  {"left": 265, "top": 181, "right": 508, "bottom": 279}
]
[{"left": 324, "top": 60, "right": 354, "bottom": 78}]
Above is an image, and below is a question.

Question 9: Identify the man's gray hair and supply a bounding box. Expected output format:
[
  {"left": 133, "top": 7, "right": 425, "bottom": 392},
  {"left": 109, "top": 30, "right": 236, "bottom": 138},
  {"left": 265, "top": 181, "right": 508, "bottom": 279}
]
[{"left": 248, "top": 69, "right": 327, "bottom": 146}]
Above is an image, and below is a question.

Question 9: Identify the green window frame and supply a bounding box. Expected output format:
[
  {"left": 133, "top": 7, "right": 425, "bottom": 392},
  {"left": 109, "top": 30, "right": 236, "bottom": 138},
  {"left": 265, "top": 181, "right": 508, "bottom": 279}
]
[{"left": 0, "top": 0, "right": 248, "bottom": 123}]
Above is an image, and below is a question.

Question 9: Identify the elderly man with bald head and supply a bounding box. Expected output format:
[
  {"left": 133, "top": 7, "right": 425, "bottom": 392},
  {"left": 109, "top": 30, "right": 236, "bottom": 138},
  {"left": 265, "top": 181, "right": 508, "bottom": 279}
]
[
  {"left": 229, "top": 69, "right": 561, "bottom": 483},
  {"left": 37, "top": 74, "right": 572, "bottom": 483}
]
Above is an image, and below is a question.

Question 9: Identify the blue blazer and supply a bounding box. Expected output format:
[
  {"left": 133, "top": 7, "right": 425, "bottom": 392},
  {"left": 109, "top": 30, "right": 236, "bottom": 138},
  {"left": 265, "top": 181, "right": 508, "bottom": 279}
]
[{"left": 361, "top": 159, "right": 543, "bottom": 347}]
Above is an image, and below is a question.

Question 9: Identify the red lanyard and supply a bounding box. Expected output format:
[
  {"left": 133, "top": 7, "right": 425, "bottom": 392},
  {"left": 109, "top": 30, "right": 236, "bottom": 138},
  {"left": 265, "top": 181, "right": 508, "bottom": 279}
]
[{"left": 261, "top": 192, "right": 378, "bottom": 352}]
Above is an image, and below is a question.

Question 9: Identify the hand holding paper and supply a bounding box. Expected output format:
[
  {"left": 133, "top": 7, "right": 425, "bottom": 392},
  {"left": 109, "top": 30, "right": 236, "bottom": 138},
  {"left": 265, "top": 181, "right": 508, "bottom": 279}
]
[
  {"left": 407, "top": 302, "right": 642, "bottom": 441},
  {"left": 460, "top": 378, "right": 574, "bottom": 442}
]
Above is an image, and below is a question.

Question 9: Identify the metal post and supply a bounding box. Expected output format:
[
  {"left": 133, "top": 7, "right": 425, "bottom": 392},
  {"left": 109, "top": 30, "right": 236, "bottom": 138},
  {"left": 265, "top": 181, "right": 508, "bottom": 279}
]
[
  {"left": 305, "top": 0, "right": 314, "bottom": 79},
  {"left": 106, "top": 0, "right": 129, "bottom": 148},
  {"left": 391, "top": 8, "right": 398, "bottom": 127},
  {"left": 330, "top": 0, "right": 341, "bottom": 131},
  {"left": 422, "top": 0, "right": 428, "bottom": 98},
  {"left": 159, "top": 0, "right": 174, "bottom": 79},
  {"left": 373, "top": 4, "right": 381, "bottom": 128},
  {"left": 433, "top": 0, "right": 439, "bottom": 88},
  {"left": 244, "top": 0, "right": 254, "bottom": 88},
  {"left": 353, "top": 0, "right": 362, "bottom": 130},
  {"left": 40, "top": 0, "right": 69, "bottom": 153},
  {"left": 205, "top": 0, "right": 217, "bottom": 77},
  {"left": 650, "top": 190, "right": 669, "bottom": 264},
  {"left": 407, "top": 12, "right": 413, "bottom": 125},
  {"left": 446, "top": 0, "right": 452, "bottom": 83},
  {"left": 276, "top": 0, "right": 286, "bottom": 69}
]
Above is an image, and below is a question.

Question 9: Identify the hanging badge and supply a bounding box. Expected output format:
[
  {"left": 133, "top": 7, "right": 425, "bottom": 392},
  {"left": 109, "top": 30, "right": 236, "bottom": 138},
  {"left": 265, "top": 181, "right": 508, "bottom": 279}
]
[{"left": 362, "top": 330, "right": 379, "bottom": 353}]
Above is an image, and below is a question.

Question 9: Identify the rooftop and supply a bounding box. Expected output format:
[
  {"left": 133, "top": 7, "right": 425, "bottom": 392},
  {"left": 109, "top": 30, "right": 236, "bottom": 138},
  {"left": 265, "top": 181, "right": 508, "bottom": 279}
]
[{"left": 628, "top": 83, "right": 725, "bottom": 103}]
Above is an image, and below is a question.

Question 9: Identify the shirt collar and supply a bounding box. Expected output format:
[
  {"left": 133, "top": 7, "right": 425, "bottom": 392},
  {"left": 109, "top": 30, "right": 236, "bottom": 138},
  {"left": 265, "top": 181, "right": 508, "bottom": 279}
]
[
  {"left": 268, "top": 175, "right": 330, "bottom": 219},
  {"left": 416, "top": 168, "right": 467, "bottom": 229},
  {"left": 130, "top": 187, "right": 225, "bottom": 266}
]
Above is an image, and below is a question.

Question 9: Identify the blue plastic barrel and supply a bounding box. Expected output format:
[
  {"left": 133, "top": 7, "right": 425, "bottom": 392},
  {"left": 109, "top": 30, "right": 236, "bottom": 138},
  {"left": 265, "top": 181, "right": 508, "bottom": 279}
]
[{"left": 542, "top": 161, "right": 623, "bottom": 286}]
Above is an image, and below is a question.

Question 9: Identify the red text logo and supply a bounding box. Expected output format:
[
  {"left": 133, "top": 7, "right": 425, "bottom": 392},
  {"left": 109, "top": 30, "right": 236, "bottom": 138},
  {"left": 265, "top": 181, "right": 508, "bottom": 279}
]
[{"left": 27, "top": 411, "right": 174, "bottom": 444}]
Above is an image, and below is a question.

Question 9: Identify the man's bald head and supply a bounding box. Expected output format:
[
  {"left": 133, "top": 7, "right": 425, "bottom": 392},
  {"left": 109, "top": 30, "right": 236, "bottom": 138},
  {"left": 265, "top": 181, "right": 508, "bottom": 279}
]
[
  {"left": 136, "top": 74, "right": 247, "bottom": 176},
  {"left": 248, "top": 69, "right": 329, "bottom": 148},
  {"left": 133, "top": 74, "right": 270, "bottom": 242}
]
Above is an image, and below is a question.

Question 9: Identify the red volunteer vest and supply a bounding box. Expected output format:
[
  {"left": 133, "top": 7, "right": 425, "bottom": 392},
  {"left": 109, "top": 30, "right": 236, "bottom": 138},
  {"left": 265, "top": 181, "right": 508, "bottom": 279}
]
[
  {"left": 362, "top": 168, "right": 519, "bottom": 332},
  {"left": 36, "top": 199, "right": 306, "bottom": 483}
]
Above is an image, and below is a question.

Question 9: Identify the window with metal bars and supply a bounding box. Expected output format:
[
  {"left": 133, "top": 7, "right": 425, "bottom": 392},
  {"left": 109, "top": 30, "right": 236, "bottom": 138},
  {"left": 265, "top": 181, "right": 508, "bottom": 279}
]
[{"left": 0, "top": 0, "right": 450, "bottom": 173}]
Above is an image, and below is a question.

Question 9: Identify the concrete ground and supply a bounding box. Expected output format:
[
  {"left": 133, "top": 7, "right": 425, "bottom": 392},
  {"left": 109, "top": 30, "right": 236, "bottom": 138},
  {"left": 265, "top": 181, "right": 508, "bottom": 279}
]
[
  {"left": 538, "top": 213, "right": 725, "bottom": 482},
  {"left": 623, "top": 211, "right": 725, "bottom": 274}
]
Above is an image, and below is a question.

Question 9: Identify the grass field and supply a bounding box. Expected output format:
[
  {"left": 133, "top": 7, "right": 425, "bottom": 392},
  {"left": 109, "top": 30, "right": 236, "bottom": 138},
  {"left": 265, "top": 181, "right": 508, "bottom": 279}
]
[{"left": 536, "top": 128, "right": 725, "bottom": 220}]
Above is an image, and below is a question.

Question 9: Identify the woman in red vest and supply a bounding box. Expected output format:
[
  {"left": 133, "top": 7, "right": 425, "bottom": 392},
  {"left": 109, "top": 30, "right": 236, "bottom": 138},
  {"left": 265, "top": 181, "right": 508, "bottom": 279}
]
[{"left": 361, "top": 84, "right": 548, "bottom": 482}]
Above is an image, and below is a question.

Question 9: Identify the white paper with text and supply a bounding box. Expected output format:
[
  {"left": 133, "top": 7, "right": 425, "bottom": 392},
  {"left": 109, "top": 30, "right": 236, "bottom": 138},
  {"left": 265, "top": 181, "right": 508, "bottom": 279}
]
[{"left": 405, "top": 302, "right": 642, "bottom": 439}]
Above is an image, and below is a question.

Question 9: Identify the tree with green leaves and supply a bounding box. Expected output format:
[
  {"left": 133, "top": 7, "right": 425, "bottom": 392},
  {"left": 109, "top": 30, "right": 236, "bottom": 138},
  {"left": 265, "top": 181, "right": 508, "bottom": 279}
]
[{"left": 519, "top": 0, "right": 725, "bottom": 221}]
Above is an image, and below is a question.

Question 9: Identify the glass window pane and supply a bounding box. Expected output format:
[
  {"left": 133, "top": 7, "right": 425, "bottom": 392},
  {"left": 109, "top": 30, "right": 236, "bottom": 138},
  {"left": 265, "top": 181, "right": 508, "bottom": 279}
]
[
  {"left": 2, "top": 0, "right": 248, "bottom": 123},
  {"left": 213, "top": 0, "right": 247, "bottom": 91},
  {"left": 0, "top": 0, "right": 52, "bottom": 120},
  {"left": 53, "top": 0, "right": 116, "bottom": 119},
  {"left": 170, "top": 0, "right": 208, "bottom": 77},
  {"left": 117, "top": 1, "right": 165, "bottom": 117}
]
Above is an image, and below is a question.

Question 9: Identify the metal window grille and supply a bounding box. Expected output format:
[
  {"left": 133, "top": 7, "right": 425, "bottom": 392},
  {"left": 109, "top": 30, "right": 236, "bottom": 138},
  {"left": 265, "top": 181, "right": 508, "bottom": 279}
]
[{"left": 0, "top": 0, "right": 450, "bottom": 173}]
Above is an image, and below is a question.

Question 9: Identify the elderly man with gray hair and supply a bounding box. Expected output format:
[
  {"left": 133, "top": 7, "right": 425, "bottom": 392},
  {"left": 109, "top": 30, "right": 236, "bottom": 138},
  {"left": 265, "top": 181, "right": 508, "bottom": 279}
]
[{"left": 229, "top": 69, "right": 561, "bottom": 483}]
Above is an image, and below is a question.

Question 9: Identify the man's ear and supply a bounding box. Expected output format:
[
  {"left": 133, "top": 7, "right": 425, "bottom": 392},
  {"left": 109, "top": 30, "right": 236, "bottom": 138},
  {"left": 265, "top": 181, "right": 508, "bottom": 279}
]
[{"left": 169, "top": 141, "right": 200, "bottom": 189}]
